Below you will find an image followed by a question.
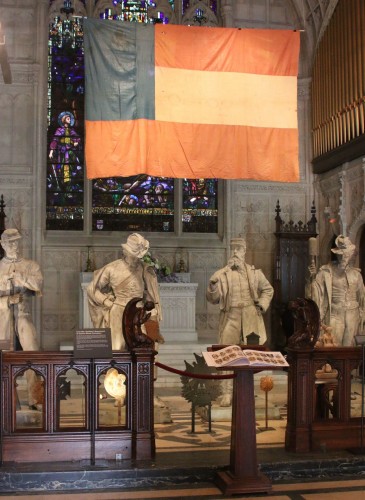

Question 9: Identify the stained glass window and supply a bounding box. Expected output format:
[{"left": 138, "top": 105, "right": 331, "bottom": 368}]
[
  {"left": 92, "top": 175, "right": 174, "bottom": 232},
  {"left": 47, "top": 14, "right": 84, "bottom": 230},
  {"left": 100, "top": 2, "right": 151, "bottom": 23},
  {"left": 183, "top": 179, "right": 218, "bottom": 233},
  {"left": 47, "top": 1, "right": 218, "bottom": 234}
]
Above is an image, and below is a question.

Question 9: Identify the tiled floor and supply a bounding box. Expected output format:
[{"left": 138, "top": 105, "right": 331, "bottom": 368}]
[{"left": 2, "top": 392, "right": 365, "bottom": 499}]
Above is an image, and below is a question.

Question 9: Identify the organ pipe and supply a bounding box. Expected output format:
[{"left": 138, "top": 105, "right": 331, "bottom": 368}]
[{"left": 312, "top": 0, "right": 365, "bottom": 159}]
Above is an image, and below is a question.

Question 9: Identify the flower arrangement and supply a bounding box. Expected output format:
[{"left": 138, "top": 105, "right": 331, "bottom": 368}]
[{"left": 143, "top": 251, "right": 179, "bottom": 283}]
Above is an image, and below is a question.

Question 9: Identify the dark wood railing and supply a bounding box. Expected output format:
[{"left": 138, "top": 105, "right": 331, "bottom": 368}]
[{"left": 0, "top": 348, "right": 155, "bottom": 464}]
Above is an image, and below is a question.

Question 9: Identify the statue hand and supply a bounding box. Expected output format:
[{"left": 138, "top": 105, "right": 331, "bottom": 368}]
[
  {"left": 103, "top": 296, "right": 115, "bottom": 308},
  {"left": 308, "top": 263, "right": 317, "bottom": 278},
  {"left": 8, "top": 293, "right": 23, "bottom": 305},
  {"left": 209, "top": 278, "right": 218, "bottom": 287},
  {"left": 255, "top": 301, "right": 263, "bottom": 315}
]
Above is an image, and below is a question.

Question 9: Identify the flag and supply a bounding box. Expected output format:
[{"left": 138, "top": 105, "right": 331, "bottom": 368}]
[{"left": 84, "top": 19, "right": 300, "bottom": 182}]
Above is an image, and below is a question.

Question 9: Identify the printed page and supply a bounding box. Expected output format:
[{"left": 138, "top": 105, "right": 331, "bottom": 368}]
[
  {"left": 242, "top": 349, "right": 289, "bottom": 367},
  {"left": 202, "top": 345, "right": 247, "bottom": 367},
  {"left": 202, "top": 346, "right": 289, "bottom": 368}
]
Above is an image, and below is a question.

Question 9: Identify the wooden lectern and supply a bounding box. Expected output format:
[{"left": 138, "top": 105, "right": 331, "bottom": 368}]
[{"left": 215, "top": 364, "right": 274, "bottom": 496}]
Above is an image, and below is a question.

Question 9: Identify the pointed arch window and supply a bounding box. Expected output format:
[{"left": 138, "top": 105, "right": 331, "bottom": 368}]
[{"left": 46, "top": 0, "right": 219, "bottom": 234}]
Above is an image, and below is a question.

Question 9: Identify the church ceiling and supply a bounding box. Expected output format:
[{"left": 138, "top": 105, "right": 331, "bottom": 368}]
[{"left": 291, "top": 0, "right": 338, "bottom": 44}]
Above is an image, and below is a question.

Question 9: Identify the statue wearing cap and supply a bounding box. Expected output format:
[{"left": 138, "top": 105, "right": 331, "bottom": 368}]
[
  {"left": 0, "top": 228, "right": 43, "bottom": 351},
  {"left": 206, "top": 237, "right": 273, "bottom": 406},
  {"left": 207, "top": 237, "right": 273, "bottom": 346},
  {"left": 308, "top": 234, "right": 365, "bottom": 346},
  {"left": 87, "top": 233, "right": 162, "bottom": 350},
  {"left": 0, "top": 228, "right": 43, "bottom": 408}
]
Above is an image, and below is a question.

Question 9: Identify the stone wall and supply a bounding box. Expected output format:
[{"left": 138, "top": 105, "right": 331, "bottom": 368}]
[{"left": 2, "top": 0, "right": 361, "bottom": 351}]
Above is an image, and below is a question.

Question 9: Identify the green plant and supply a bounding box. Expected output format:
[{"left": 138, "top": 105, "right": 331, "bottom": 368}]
[{"left": 142, "top": 252, "right": 178, "bottom": 282}]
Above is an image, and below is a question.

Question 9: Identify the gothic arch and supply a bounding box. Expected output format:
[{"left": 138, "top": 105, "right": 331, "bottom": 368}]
[
  {"left": 49, "top": 0, "right": 87, "bottom": 20},
  {"left": 182, "top": 0, "right": 218, "bottom": 27}
]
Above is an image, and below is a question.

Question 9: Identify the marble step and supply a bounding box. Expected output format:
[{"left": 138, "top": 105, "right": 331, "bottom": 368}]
[{"left": 155, "top": 341, "right": 211, "bottom": 388}]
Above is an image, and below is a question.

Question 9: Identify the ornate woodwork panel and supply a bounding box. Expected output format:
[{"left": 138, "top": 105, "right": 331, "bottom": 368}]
[{"left": 0, "top": 349, "right": 155, "bottom": 463}]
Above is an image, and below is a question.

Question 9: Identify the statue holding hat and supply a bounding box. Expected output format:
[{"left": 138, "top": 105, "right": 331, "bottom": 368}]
[
  {"left": 308, "top": 235, "right": 365, "bottom": 346},
  {"left": 87, "top": 233, "right": 162, "bottom": 350},
  {"left": 206, "top": 237, "right": 273, "bottom": 406}
]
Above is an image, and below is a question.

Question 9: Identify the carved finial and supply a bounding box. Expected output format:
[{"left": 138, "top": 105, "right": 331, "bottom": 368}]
[
  {"left": 84, "top": 246, "right": 94, "bottom": 272},
  {"left": 308, "top": 200, "right": 317, "bottom": 233},
  {"left": 275, "top": 200, "right": 282, "bottom": 232}
]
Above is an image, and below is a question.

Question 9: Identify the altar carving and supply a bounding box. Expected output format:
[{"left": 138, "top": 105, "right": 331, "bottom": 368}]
[{"left": 158, "top": 282, "right": 198, "bottom": 342}]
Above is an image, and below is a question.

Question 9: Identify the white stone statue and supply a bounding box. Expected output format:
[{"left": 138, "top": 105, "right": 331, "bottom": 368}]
[
  {"left": 308, "top": 235, "right": 365, "bottom": 346},
  {"left": 0, "top": 228, "right": 43, "bottom": 351},
  {"left": 206, "top": 237, "right": 274, "bottom": 346},
  {"left": 206, "top": 237, "right": 274, "bottom": 407},
  {"left": 0, "top": 228, "right": 43, "bottom": 409},
  {"left": 87, "top": 233, "right": 162, "bottom": 350}
]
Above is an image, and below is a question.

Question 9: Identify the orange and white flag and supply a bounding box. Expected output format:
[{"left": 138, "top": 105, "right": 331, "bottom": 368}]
[{"left": 84, "top": 20, "right": 300, "bottom": 182}]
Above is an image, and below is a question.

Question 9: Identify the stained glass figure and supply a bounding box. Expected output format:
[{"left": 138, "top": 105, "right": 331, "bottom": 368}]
[
  {"left": 182, "top": 178, "right": 218, "bottom": 233},
  {"left": 47, "top": 14, "right": 84, "bottom": 230}
]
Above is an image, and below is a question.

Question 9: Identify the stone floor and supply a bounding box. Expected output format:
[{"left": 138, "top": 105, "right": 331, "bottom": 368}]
[{"left": 4, "top": 371, "right": 365, "bottom": 498}]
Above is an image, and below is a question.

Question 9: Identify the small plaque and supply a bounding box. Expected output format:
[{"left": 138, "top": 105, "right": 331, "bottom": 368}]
[{"left": 74, "top": 328, "right": 112, "bottom": 359}]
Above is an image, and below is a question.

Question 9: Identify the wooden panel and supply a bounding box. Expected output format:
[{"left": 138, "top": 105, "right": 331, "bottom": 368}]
[
  {"left": 0, "top": 350, "right": 155, "bottom": 463},
  {"left": 286, "top": 347, "right": 364, "bottom": 452}
]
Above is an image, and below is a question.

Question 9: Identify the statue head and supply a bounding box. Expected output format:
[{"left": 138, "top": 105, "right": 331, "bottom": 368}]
[
  {"left": 0, "top": 228, "right": 22, "bottom": 259},
  {"left": 121, "top": 233, "right": 149, "bottom": 259},
  {"left": 230, "top": 237, "right": 246, "bottom": 251},
  {"left": 1, "top": 228, "right": 21, "bottom": 243},
  {"left": 331, "top": 235, "right": 356, "bottom": 269},
  {"left": 228, "top": 237, "right": 246, "bottom": 268}
]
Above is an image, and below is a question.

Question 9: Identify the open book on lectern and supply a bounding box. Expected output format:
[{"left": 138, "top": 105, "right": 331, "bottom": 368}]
[{"left": 202, "top": 345, "right": 289, "bottom": 368}]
